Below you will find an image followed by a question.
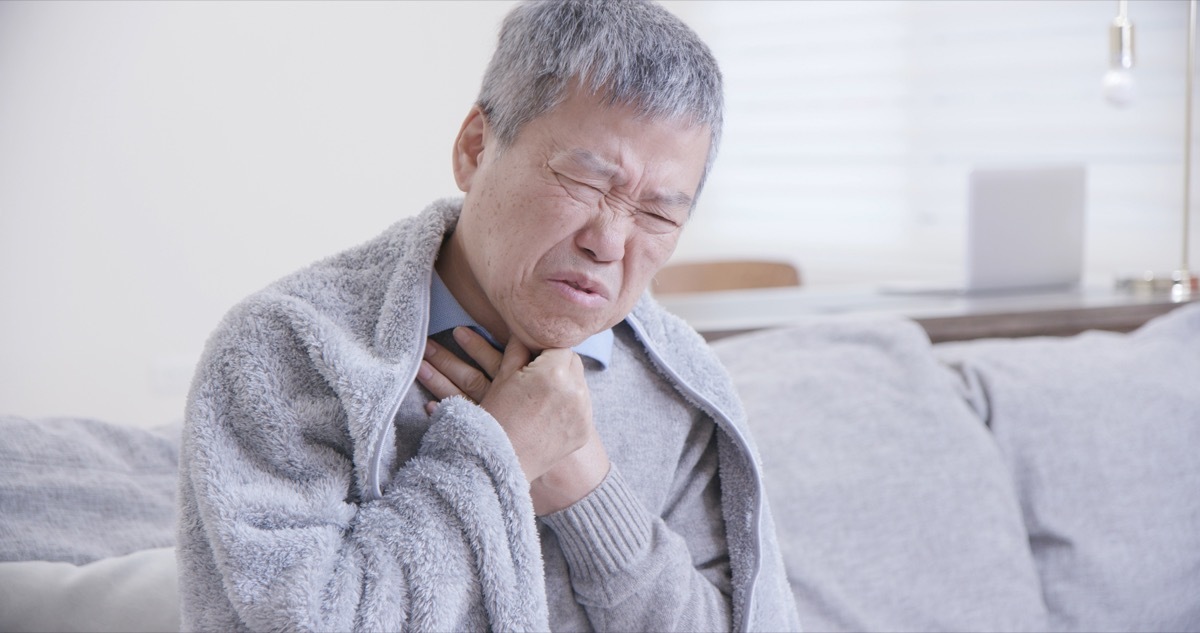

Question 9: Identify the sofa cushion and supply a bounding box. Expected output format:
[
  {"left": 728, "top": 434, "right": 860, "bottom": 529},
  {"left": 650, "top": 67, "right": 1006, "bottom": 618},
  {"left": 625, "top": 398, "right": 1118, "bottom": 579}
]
[
  {"left": 935, "top": 302, "right": 1200, "bottom": 632},
  {"left": 0, "top": 416, "right": 180, "bottom": 564},
  {"left": 0, "top": 547, "right": 180, "bottom": 633},
  {"left": 714, "top": 317, "right": 1046, "bottom": 632}
]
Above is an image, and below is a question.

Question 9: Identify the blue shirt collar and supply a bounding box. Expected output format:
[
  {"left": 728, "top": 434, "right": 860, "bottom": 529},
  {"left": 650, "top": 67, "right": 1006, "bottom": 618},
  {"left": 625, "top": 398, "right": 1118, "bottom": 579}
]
[{"left": 428, "top": 270, "right": 613, "bottom": 369}]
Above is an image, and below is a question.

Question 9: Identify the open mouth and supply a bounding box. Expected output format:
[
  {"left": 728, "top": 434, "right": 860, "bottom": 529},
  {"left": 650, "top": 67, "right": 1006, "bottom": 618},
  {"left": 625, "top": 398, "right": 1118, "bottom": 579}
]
[
  {"left": 565, "top": 280, "right": 595, "bottom": 294},
  {"left": 552, "top": 275, "right": 609, "bottom": 306}
]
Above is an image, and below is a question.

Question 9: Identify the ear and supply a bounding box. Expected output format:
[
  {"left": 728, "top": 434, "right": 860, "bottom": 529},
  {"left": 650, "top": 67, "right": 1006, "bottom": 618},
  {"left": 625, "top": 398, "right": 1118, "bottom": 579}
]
[{"left": 451, "top": 106, "right": 489, "bottom": 192}]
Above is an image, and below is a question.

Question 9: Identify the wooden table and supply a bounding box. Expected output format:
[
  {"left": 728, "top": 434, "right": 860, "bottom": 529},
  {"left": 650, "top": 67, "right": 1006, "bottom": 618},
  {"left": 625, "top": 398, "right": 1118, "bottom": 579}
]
[{"left": 654, "top": 282, "right": 1198, "bottom": 343}]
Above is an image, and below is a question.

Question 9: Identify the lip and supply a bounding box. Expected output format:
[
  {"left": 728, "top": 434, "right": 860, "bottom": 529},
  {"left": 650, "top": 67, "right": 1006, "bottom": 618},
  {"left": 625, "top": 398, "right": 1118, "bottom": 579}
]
[{"left": 549, "top": 272, "right": 612, "bottom": 306}]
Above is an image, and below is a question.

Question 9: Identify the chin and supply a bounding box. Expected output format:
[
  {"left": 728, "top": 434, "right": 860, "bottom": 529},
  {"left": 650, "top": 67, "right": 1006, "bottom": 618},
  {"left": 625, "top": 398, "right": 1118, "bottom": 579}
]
[
  {"left": 522, "top": 331, "right": 588, "bottom": 353},
  {"left": 519, "top": 316, "right": 606, "bottom": 351}
]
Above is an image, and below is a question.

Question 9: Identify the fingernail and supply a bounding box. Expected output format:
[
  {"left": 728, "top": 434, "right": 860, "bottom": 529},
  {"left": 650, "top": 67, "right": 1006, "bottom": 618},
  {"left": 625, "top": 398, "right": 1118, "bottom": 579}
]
[
  {"left": 453, "top": 326, "right": 470, "bottom": 343},
  {"left": 423, "top": 342, "right": 436, "bottom": 359},
  {"left": 418, "top": 360, "right": 432, "bottom": 380}
]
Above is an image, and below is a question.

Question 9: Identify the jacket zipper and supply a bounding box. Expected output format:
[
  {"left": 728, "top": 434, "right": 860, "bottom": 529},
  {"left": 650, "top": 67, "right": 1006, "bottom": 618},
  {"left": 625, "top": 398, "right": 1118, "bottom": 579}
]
[
  {"left": 366, "top": 267, "right": 434, "bottom": 501},
  {"left": 626, "top": 314, "right": 764, "bottom": 632}
]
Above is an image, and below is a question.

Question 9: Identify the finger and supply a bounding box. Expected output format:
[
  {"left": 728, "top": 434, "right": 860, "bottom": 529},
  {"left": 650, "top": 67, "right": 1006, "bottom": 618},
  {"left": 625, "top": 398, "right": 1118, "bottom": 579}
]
[
  {"left": 531, "top": 347, "right": 583, "bottom": 373},
  {"left": 527, "top": 348, "right": 589, "bottom": 400},
  {"left": 416, "top": 358, "right": 467, "bottom": 401},
  {"left": 422, "top": 339, "right": 492, "bottom": 402},
  {"left": 496, "top": 335, "right": 534, "bottom": 378},
  {"left": 453, "top": 327, "right": 502, "bottom": 378}
]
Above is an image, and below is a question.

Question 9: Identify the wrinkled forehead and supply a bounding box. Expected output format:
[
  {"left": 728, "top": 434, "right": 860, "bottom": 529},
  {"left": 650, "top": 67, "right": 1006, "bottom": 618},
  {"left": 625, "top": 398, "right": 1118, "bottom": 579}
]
[{"left": 505, "top": 78, "right": 708, "bottom": 143}]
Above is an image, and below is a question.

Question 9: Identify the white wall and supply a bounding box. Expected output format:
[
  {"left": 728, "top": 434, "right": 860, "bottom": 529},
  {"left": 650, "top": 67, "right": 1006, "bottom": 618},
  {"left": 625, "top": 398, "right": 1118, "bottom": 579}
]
[
  {"left": 0, "top": 1, "right": 517, "bottom": 427},
  {"left": 1, "top": 1, "right": 1193, "bottom": 427}
]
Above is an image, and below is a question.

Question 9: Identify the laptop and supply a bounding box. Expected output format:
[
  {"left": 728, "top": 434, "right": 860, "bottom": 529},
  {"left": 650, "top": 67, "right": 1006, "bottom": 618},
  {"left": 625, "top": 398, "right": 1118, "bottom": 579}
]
[{"left": 882, "top": 165, "right": 1087, "bottom": 296}]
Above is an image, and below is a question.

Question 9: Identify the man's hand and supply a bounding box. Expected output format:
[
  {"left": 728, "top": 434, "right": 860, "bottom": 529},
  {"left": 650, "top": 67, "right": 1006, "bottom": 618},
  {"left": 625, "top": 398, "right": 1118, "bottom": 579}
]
[
  {"left": 418, "top": 327, "right": 611, "bottom": 514},
  {"left": 418, "top": 327, "right": 504, "bottom": 413}
]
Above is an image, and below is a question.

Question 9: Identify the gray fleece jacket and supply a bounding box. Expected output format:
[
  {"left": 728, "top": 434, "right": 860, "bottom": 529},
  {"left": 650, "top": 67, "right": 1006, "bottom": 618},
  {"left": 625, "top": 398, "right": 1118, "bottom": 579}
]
[{"left": 177, "top": 198, "right": 799, "bottom": 632}]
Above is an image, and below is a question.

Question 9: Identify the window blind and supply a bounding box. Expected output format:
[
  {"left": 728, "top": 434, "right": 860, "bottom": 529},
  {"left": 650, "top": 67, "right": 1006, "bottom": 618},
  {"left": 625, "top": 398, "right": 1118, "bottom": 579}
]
[{"left": 677, "top": 0, "right": 1190, "bottom": 285}]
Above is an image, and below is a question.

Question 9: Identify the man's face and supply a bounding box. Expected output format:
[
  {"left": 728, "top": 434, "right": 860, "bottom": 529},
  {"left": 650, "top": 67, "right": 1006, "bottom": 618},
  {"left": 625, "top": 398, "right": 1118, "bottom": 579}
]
[{"left": 448, "top": 87, "right": 710, "bottom": 351}]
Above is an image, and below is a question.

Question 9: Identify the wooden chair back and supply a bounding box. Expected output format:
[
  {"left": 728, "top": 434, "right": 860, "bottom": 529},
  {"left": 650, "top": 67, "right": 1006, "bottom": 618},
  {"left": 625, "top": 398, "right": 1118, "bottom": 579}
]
[{"left": 652, "top": 259, "right": 802, "bottom": 295}]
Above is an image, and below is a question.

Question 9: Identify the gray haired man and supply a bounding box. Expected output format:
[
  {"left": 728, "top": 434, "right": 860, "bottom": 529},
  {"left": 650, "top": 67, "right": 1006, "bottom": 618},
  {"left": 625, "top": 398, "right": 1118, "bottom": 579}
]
[{"left": 178, "top": 1, "right": 799, "bottom": 630}]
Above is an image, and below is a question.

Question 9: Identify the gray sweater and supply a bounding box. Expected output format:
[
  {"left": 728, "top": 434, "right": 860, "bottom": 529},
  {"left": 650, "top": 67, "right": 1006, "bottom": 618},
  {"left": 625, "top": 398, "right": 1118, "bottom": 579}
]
[{"left": 177, "top": 198, "right": 799, "bottom": 631}]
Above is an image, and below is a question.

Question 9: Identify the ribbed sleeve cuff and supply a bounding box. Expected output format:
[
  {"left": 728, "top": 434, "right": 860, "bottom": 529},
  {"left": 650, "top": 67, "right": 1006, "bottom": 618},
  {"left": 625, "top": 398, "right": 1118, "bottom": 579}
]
[{"left": 540, "top": 465, "right": 654, "bottom": 582}]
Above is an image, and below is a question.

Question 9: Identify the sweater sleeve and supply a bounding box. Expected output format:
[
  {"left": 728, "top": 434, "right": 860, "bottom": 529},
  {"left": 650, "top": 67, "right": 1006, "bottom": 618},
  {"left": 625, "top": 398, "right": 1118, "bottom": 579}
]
[
  {"left": 540, "top": 414, "right": 731, "bottom": 631},
  {"left": 177, "top": 319, "right": 548, "bottom": 632}
]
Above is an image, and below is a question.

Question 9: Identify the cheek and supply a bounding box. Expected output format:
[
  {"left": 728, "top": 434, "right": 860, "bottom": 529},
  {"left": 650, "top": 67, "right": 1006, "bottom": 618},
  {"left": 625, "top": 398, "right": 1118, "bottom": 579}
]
[
  {"left": 534, "top": 189, "right": 592, "bottom": 230},
  {"left": 624, "top": 235, "right": 679, "bottom": 288},
  {"left": 643, "top": 231, "right": 681, "bottom": 266},
  {"left": 473, "top": 189, "right": 546, "bottom": 261}
]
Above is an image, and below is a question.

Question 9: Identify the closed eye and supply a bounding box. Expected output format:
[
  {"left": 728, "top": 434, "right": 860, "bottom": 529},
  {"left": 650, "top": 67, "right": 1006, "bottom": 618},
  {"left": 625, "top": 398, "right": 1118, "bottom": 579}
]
[
  {"left": 636, "top": 209, "right": 681, "bottom": 234},
  {"left": 554, "top": 173, "right": 604, "bottom": 203},
  {"left": 553, "top": 168, "right": 682, "bottom": 234}
]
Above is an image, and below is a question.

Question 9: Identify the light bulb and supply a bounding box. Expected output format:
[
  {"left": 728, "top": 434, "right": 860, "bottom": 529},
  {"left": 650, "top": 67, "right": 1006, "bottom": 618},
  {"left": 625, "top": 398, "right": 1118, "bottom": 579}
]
[
  {"left": 1105, "top": 5, "right": 1135, "bottom": 108},
  {"left": 1103, "top": 68, "right": 1136, "bottom": 107}
]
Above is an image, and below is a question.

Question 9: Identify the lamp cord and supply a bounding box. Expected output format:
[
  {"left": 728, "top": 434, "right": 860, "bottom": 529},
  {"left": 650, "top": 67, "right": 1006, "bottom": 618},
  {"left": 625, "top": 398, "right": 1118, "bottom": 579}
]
[{"left": 1185, "top": 0, "right": 1195, "bottom": 275}]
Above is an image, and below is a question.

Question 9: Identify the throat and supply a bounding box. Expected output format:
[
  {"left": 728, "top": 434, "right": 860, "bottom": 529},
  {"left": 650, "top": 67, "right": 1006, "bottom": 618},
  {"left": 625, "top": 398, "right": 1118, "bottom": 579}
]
[{"left": 434, "top": 232, "right": 511, "bottom": 346}]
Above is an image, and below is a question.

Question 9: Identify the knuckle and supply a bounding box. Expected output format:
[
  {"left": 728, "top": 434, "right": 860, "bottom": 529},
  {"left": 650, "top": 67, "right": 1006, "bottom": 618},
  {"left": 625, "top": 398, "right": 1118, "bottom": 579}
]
[{"left": 463, "top": 372, "right": 490, "bottom": 396}]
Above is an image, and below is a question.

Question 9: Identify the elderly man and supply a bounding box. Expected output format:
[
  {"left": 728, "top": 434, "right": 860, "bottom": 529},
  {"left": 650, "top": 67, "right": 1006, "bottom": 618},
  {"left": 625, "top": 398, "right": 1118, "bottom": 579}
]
[{"left": 177, "top": 0, "right": 798, "bottom": 630}]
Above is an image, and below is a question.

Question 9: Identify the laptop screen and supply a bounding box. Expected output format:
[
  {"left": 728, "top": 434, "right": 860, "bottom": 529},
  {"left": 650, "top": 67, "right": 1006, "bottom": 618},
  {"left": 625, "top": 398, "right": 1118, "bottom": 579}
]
[{"left": 966, "top": 165, "right": 1086, "bottom": 292}]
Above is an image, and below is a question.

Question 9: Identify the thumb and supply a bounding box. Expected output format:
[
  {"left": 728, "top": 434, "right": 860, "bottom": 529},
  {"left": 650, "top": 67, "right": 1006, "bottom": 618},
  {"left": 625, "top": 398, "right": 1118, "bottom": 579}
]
[{"left": 497, "top": 335, "right": 534, "bottom": 376}]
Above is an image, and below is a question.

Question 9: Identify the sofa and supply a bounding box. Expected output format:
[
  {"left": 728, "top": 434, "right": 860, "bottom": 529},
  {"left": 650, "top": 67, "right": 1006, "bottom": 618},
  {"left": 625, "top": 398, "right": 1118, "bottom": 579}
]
[{"left": 2, "top": 302, "right": 1197, "bottom": 632}]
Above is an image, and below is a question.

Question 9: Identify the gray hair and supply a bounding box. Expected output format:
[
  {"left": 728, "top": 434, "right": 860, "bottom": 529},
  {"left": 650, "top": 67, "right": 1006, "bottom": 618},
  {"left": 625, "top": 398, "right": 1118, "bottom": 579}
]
[{"left": 477, "top": 0, "right": 724, "bottom": 194}]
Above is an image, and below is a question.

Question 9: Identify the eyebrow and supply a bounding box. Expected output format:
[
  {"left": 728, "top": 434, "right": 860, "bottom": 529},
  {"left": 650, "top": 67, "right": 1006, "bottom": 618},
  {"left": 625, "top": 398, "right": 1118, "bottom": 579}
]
[
  {"left": 563, "top": 148, "right": 695, "bottom": 211},
  {"left": 648, "top": 189, "right": 695, "bottom": 211},
  {"left": 566, "top": 149, "right": 622, "bottom": 181}
]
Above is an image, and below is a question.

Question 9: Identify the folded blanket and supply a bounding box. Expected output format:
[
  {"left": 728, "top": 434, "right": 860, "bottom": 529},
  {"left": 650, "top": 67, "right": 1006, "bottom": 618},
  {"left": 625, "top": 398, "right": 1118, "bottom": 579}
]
[{"left": 0, "top": 416, "right": 180, "bottom": 564}]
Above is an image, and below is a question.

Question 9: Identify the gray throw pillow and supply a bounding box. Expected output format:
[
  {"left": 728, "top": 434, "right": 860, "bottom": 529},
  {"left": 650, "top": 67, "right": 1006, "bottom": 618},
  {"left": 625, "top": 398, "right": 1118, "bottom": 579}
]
[
  {"left": 936, "top": 303, "right": 1200, "bottom": 632},
  {"left": 714, "top": 316, "right": 1046, "bottom": 632}
]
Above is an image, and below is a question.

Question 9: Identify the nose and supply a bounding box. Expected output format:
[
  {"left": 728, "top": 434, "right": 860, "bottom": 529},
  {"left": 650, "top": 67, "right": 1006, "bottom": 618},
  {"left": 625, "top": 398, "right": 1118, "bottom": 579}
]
[{"left": 575, "top": 208, "right": 629, "bottom": 263}]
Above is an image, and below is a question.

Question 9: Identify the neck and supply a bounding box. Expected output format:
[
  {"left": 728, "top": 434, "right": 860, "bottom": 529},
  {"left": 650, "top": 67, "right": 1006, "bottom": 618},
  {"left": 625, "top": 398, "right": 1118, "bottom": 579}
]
[{"left": 435, "top": 230, "right": 511, "bottom": 346}]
